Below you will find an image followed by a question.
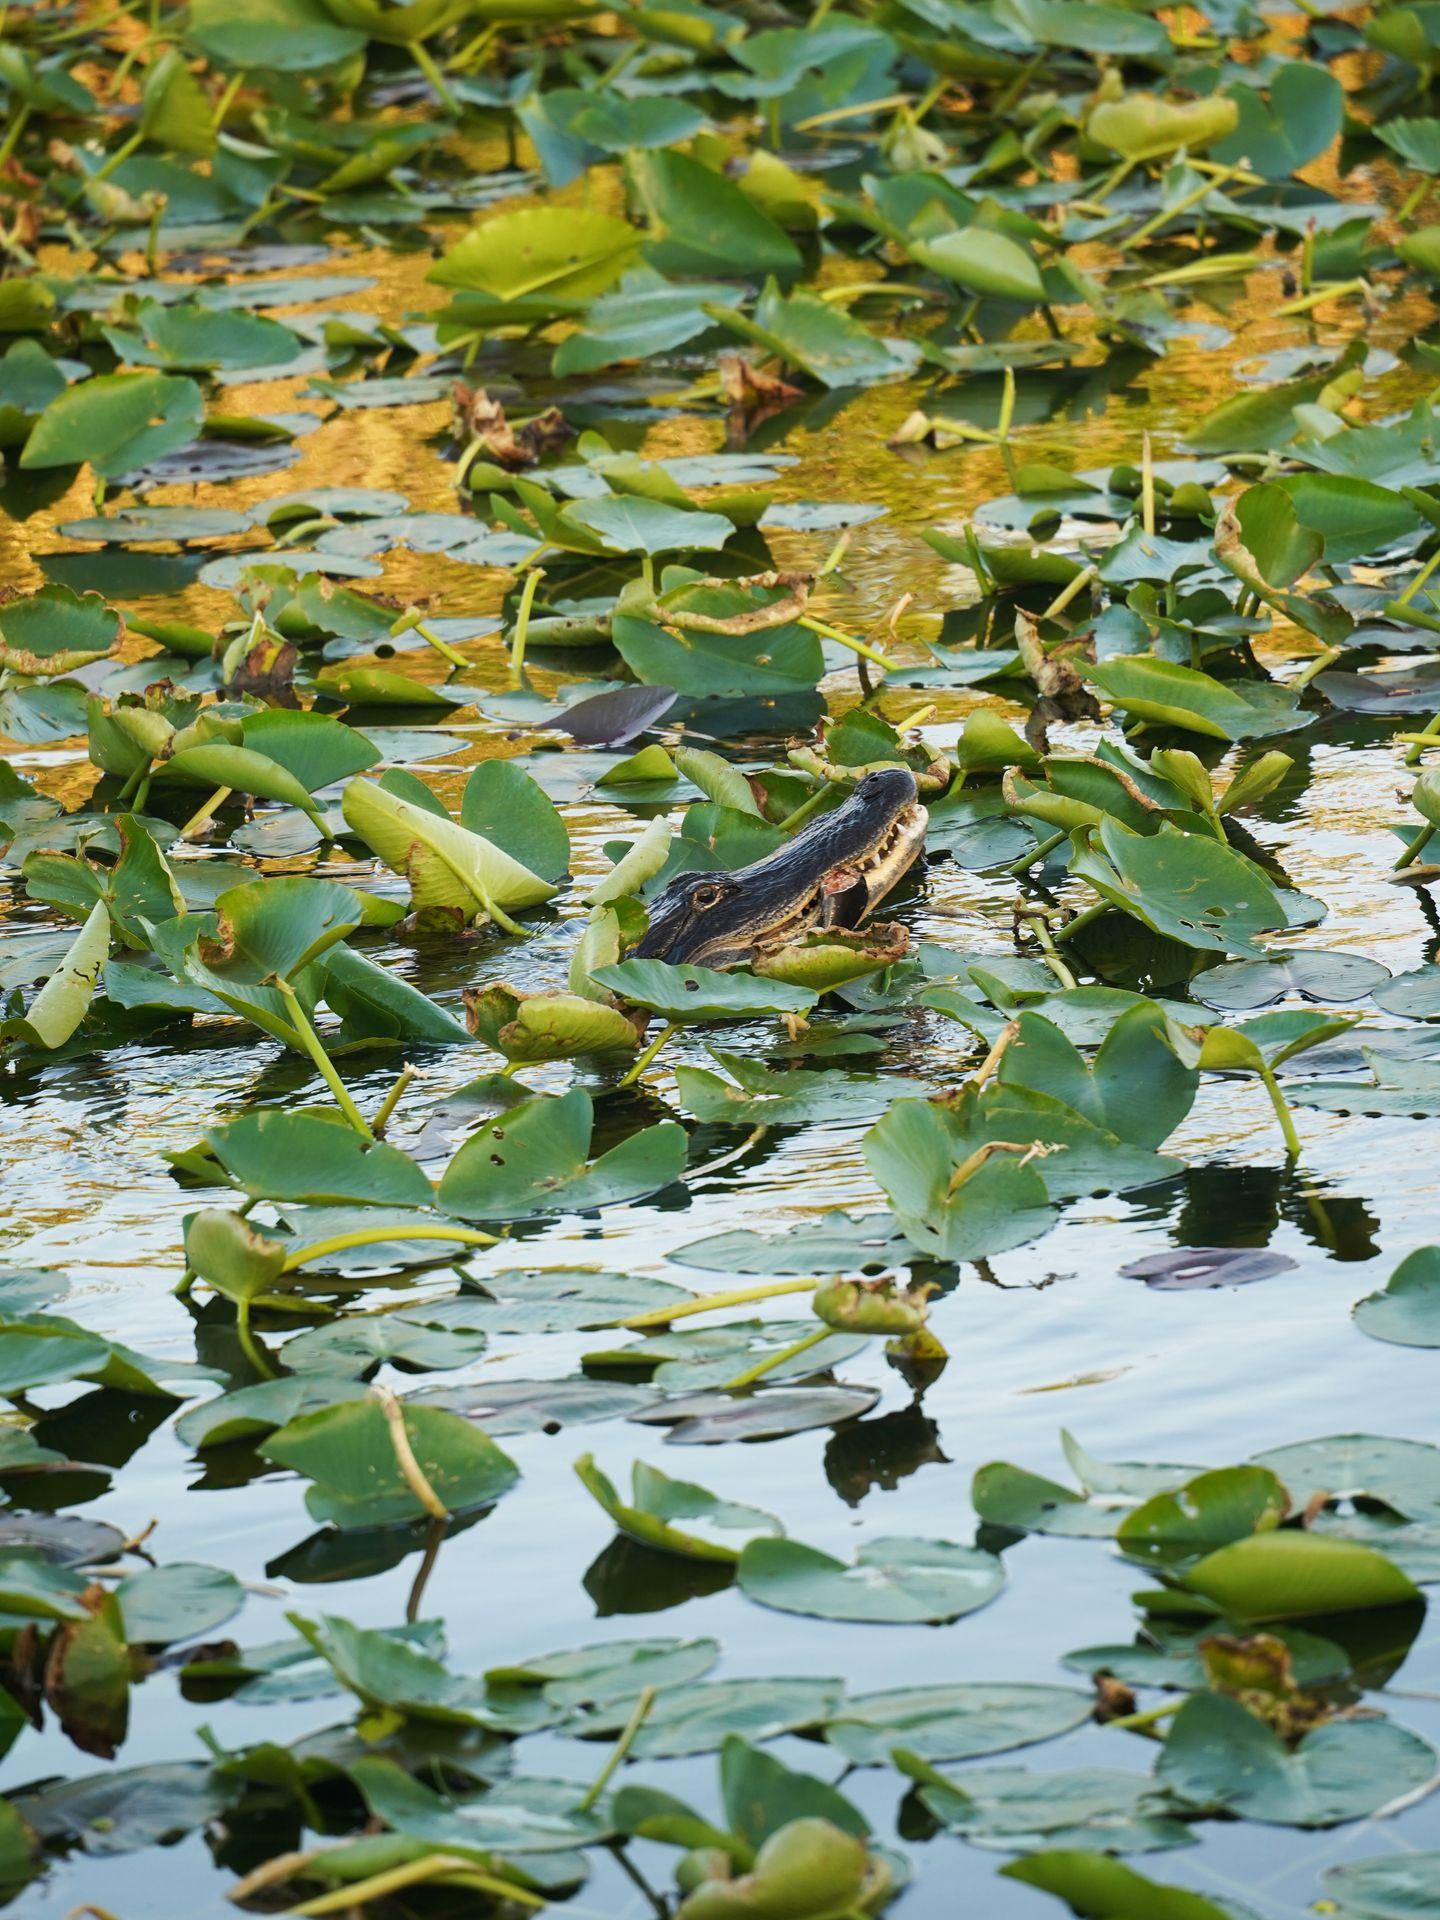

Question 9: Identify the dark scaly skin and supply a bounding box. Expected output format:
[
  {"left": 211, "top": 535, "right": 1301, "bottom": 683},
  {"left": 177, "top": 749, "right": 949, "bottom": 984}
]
[{"left": 635, "top": 767, "right": 928, "bottom": 969}]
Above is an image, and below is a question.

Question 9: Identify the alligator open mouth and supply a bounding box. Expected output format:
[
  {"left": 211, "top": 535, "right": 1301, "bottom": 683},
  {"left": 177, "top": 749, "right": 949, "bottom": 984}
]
[{"left": 634, "top": 768, "right": 928, "bottom": 969}]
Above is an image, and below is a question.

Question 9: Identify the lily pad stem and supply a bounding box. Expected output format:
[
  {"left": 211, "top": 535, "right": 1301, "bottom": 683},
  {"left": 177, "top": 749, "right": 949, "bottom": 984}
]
[
  {"left": 372, "top": 1063, "right": 415, "bottom": 1138},
  {"left": 1402, "top": 711, "right": 1440, "bottom": 767},
  {"left": 1258, "top": 1065, "right": 1302, "bottom": 1159},
  {"left": 618, "top": 1021, "right": 680, "bottom": 1088},
  {"left": 209, "top": 68, "right": 245, "bottom": 131},
  {"left": 799, "top": 614, "right": 895, "bottom": 671},
  {"left": 289, "top": 1855, "right": 541, "bottom": 1916},
  {"left": 1273, "top": 278, "right": 1367, "bottom": 319},
  {"left": 689, "top": 1123, "right": 769, "bottom": 1181},
  {"left": 1291, "top": 643, "right": 1341, "bottom": 691},
  {"left": 1397, "top": 179, "right": 1430, "bottom": 227},
  {"left": 390, "top": 606, "right": 468, "bottom": 671},
  {"left": 235, "top": 1299, "right": 277, "bottom": 1381},
  {"left": 0, "top": 105, "right": 30, "bottom": 172},
  {"left": 620, "top": 1276, "right": 816, "bottom": 1330},
  {"left": 474, "top": 882, "right": 528, "bottom": 938},
  {"left": 579, "top": 1685, "right": 657, "bottom": 1812},
  {"left": 1027, "top": 914, "right": 1078, "bottom": 991},
  {"left": 509, "top": 564, "right": 544, "bottom": 682},
  {"left": 373, "top": 1385, "right": 449, "bottom": 1522},
  {"left": 89, "top": 128, "right": 143, "bottom": 187},
  {"left": 178, "top": 785, "right": 231, "bottom": 842},
  {"left": 274, "top": 979, "right": 374, "bottom": 1141},
  {"left": 723, "top": 1324, "right": 831, "bottom": 1392},
  {"left": 1040, "top": 564, "right": 1097, "bottom": 626},
  {"left": 1107, "top": 1698, "right": 1183, "bottom": 1736},
  {"left": 407, "top": 37, "right": 459, "bottom": 113},
  {"left": 115, "top": 758, "right": 152, "bottom": 807},
  {"left": 778, "top": 782, "right": 836, "bottom": 834},
  {"left": 1395, "top": 822, "right": 1435, "bottom": 870},
  {"left": 1053, "top": 900, "right": 1108, "bottom": 944},
  {"left": 1007, "top": 829, "right": 1065, "bottom": 876},
  {"left": 279, "top": 1224, "right": 495, "bottom": 1273}
]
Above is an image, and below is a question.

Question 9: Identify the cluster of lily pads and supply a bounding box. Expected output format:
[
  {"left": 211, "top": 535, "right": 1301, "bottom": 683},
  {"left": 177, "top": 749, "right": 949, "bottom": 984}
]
[{"left": 9, "top": 0, "right": 1440, "bottom": 1914}]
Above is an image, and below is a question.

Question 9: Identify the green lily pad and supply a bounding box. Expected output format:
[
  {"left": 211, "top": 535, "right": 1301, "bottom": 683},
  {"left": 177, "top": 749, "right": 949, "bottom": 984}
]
[
  {"left": 1324, "top": 1854, "right": 1440, "bottom": 1918},
  {"left": 438, "top": 1090, "right": 685, "bottom": 1220},
  {"left": 1355, "top": 1247, "right": 1440, "bottom": 1348},
  {"left": 737, "top": 1535, "right": 1004, "bottom": 1624},
  {"left": 260, "top": 1397, "right": 519, "bottom": 1531},
  {"left": 824, "top": 1682, "right": 1092, "bottom": 1766},
  {"left": 1158, "top": 1690, "right": 1437, "bottom": 1826},
  {"left": 593, "top": 958, "right": 818, "bottom": 1021}
]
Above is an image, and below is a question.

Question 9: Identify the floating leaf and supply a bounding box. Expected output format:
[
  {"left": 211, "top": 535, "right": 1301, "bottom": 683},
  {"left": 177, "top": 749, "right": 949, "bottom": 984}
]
[
  {"left": 824, "top": 1682, "right": 1092, "bottom": 1766},
  {"left": 260, "top": 1397, "right": 519, "bottom": 1531},
  {"left": 737, "top": 1535, "right": 1004, "bottom": 1624},
  {"left": 1355, "top": 1247, "right": 1440, "bottom": 1348},
  {"left": 575, "top": 1456, "right": 780, "bottom": 1563},
  {"left": 1158, "top": 1691, "right": 1437, "bottom": 1826}
]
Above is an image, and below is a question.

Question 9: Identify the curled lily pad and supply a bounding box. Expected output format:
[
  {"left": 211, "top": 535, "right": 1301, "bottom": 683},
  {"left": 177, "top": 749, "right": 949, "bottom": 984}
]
[{"left": 575, "top": 1455, "right": 781, "bottom": 1563}]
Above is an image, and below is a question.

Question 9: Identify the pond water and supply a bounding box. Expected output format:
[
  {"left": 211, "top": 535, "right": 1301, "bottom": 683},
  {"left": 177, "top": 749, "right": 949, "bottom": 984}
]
[{"left": 6, "top": 33, "right": 1440, "bottom": 1920}]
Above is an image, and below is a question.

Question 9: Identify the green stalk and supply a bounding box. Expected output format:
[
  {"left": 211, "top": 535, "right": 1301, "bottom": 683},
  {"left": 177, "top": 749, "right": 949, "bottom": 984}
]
[
  {"left": 279, "top": 1223, "right": 495, "bottom": 1273},
  {"left": 0, "top": 104, "right": 31, "bottom": 171},
  {"left": 1053, "top": 899, "right": 1109, "bottom": 943},
  {"left": 1404, "top": 710, "right": 1440, "bottom": 768},
  {"left": 1398, "top": 178, "right": 1430, "bottom": 227},
  {"left": 723, "top": 1325, "right": 831, "bottom": 1392},
  {"left": 1395, "top": 546, "right": 1440, "bottom": 609},
  {"left": 178, "top": 785, "right": 231, "bottom": 842},
  {"left": 89, "top": 127, "right": 143, "bottom": 187},
  {"left": 209, "top": 68, "right": 245, "bottom": 130},
  {"left": 1027, "top": 914, "right": 1078, "bottom": 991},
  {"left": 1039, "top": 563, "right": 1097, "bottom": 625},
  {"left": 408, "top": 37, "right": 458, "bottom": 112},
  {"left": 1290, "top": 643, "right": 1340, "bottom": 691},
  {"left": 274, "top": 979, "right": 374, "bottom": 1141},
  {"left": 509, "top": 564, "right": 544, "bottom": 682},
  {"left": 473, "top": 881, "right": 527, "bottom": 938},
  {"left": 1007, "top": 828, "right": 1065, "bottom": 876},
  {"left": 390, "top": 607, "right": 468, "bottom": 671},
  {"left": 290, "top": 1857, "right": 542, "bottom": 1917},
  {"left": 1106, "top": 1699, "right": 1183, "bottom": 1736},
  {"left": 1395, "top": 821, "right": 1436, "bottom": 870},
  {"left": 579, "top": 1685, "right": 656, "bottom": 1812},
  {"left": 1383, "top": 598, "right": 1440, "bottom": 636},
  {"left": 235, "top": 1299, "right": 278, "bottom": 1380},
  {"left": 621, "top": 1277, "right": 816, "bottom": 1330},
  {"left": 372, "top": 1063, "right": 415, "bottom": 1139},
  {"left": 1272, "top": 278, "right": 1367, "bottom": 319},
  {"left": 1258, "top": 1066, "right": 1302, "bottom": 1159},
  {"left": 617, "top": 1020, "right": 680, "bottom": 1088},
  {"left": 798, "top": 614, "right": 895, "bottom": 671},
  {"left": 777, "top": 782, "right": 836, "bottom": 834}
]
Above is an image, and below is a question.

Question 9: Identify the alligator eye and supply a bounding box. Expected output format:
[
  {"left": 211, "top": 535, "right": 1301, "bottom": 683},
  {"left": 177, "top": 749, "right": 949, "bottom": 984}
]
[{"left": 691, "top": 884, "right": 722, "bottom": 910}]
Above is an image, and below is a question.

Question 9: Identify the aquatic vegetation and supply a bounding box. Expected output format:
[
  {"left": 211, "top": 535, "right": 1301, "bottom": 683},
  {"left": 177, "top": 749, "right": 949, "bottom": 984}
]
[{"left": 6, "top": 0, "right": 1440, "bottom": 1912}]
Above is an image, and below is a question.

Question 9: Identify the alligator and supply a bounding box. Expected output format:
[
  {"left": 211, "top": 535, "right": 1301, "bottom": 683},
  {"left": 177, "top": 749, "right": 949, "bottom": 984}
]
[{"left": 634, "top": 767, "right": 928, "bottom": 969}]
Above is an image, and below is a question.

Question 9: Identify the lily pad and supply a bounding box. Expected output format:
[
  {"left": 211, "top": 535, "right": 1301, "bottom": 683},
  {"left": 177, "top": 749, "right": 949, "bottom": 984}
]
[{"left": 736, "top": 1535, "right": 1004, "bottom": 1624}]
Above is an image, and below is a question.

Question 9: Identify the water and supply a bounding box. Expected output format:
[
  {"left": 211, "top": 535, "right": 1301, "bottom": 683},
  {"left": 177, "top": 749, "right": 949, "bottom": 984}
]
[{"left": 6, "top": 175, "right": 1440, "bottom": 1918}]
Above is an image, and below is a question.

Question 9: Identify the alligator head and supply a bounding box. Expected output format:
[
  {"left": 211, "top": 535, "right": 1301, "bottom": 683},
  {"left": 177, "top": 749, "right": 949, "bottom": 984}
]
[{"left": 634, "top": 767, "right": 928, "bottom": 968}]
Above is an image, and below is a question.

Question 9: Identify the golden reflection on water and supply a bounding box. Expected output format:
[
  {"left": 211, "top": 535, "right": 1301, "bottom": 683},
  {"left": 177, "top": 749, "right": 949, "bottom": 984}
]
[{"left": 5, "top": 139, "right": 1440, "bottom": 1266}]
